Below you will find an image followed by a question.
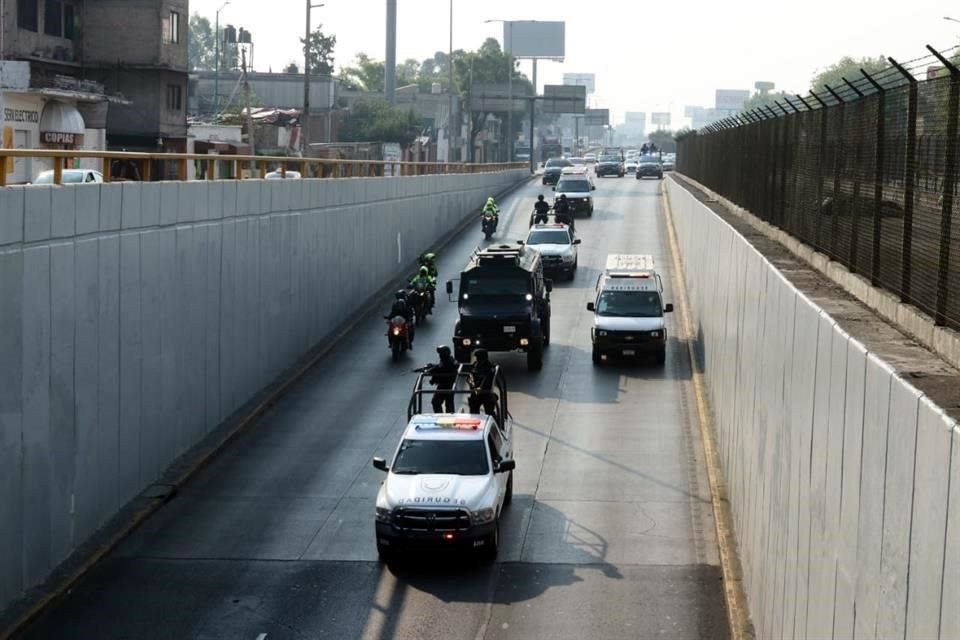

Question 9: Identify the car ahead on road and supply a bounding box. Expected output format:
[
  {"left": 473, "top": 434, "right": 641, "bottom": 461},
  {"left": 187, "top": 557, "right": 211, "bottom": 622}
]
[
  {"left": 587, "top": 254, "right": 674, "bottom": 365},
  {"left": 635, "top": 155, "right": 664, "bottom": 180},
  {"left": 553, "top": 175, "right": 595, "bottom": 217},
  {"left": 33, "top": 169, "right": 104, "bottom": 184},
  {"left": 523, "top": 223, "right": 581, "bottom": 280},
  {"left": 661, "top": 155, "right": 675, "bottom": 172},
  {"left": 448, "top": 244, "right": 552, "bottom": 371},
  {"left": 265, "top": 170, "right": 303, "bottom": 179},
  {"left": 542, "top": 158, "right": 572, "bottom": 185},
  {"left": 584, "top": 152, "right": 597, "bottom": 164},
  {"left": 624, "top": 157, "right": 639, "bottom": 173},
  {"left": 595, "top": 153, "right": 625, "bottom": 178},
  {"left": 373, "top": 371, "right": 515, "bottom": 563}
]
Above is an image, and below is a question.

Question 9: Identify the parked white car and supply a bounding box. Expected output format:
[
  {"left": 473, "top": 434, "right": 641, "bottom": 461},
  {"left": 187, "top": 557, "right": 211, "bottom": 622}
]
[{"left": 33, "top": 169, "right": 104, "bottom": 184}]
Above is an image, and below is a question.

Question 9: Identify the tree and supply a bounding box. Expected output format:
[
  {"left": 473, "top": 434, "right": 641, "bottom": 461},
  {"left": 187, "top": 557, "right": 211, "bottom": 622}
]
[
  {"left": 188, "top": 14, "right": 216, "bottom": 70},
  {"left": 301, "top": 26, "right": 337, "bottom": 75},
  {"left": 339, "top": 53, "right": 386, "bottom": 92},
  {"left": 339, "top": 99, "right": 420, "bottom": 145},
  {"left": 188, "top": 12, "right": 238, "bottom": 71},
  {"left": 811, "top": 55, "right": 887, "bottom": 93},
  {"left": 453, "top": 38, "right": 532, "bottom": 161}
]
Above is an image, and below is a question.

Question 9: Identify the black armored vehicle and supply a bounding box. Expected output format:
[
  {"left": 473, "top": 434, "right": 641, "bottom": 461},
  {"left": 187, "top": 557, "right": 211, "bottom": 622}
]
[{"left": 447, "top": 245, "right": 552, "bottom": 371}]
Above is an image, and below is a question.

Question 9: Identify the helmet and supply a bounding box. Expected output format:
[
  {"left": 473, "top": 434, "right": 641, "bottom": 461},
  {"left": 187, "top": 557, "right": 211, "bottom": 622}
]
[
  {"left": 436, "top": 345, "right": 452, "bottom": 359},
  {"left": 473, "top": 348, "right": 489, "bottom": 363},
  {"left": 395, "top": 290, "right": 407, "bottom": 300},
  {"left": 423, "top": 252, "right": 436, "bottom": 262},
  {"left": 560, "top": 194, "right": 568, "bottom": 200},
  {"left": 537, "top": 194, "right": 545, "bottom": 201},
  {"left": 419, "top": 266, "right": 429, "bottom": 276},
  {"left": 486, "top": 197, "right": 496, "bottom": 205}
]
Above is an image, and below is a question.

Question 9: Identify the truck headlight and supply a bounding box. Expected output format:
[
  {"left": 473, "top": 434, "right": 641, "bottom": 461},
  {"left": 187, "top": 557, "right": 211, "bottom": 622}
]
[
  {"left": 471, "top": 507, "right": 496, "bottom": 525},
  {"left": 375, "top": 507, "right": 393, "bottom": 523},
  {"left": 598, "top": 330, "right": 608, "bottom": 337}
]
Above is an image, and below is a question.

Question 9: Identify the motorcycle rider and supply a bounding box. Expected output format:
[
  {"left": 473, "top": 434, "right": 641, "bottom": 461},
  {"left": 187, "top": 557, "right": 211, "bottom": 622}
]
[
  {"left": 409, "top": 265, "right": 436, "bottom": 310},
  {"left": 482, "top": 197, "right": 500, "bottom": 231},
  {"left": 387, "top": 290, "right": 415, "bottom": 348},
  {"left": 554, "top": 194, "right": 575, "bottom": 230},
  {"left": 418, "top": 252, "right": 439, "bottom": 279},
  {"left": 426, "top": 345, "right": 459, "bottom": 413},
  {"left": 467, "top": 349, "right": 498, "bottom": 418},
  {"left": 532, "top": 194, "right": 551, "bottom": 225}
]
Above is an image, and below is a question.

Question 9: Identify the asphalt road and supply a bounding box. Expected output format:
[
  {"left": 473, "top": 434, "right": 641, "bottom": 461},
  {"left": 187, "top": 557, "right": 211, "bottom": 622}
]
[{"left": 16, "top": 172, "right": 727, "bottom": 640}]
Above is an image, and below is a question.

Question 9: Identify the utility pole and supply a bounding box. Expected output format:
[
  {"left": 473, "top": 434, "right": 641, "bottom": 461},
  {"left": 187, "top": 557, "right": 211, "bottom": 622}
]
[
  {"left": 385, "top": 0, "right": 397, "bottom": 104},
  {"left": 529, "top": 58, "right": 538, "bottom": 173},
  {"left": 447, "top": 0, "right": 454, "bottom": 162},
  {"left": 242, "top": 48, "right": 256, "bottom": 158},
  {"left": 303, "top": 2, "right": 325, "bottom": 154},
  {"left": 214, "top": 1, "right": 230, "bottom": 117}
]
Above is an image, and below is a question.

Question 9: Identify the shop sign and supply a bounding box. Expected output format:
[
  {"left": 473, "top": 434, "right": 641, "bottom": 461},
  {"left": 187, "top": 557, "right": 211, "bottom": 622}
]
[
  {"left": 42, "top": 131, "right": 81, "bottom": 145},
  {"left": 3, "top": 108, "right": 40, "bottom": 124}
]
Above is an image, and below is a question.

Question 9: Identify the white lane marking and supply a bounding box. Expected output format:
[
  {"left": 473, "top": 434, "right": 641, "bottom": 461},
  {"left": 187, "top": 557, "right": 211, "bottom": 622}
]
[
  {"left": 397, "top": 232, "right": 402, "bottom": 264},
  {"left": 255, "top": 634, "right": 267, "bottom": 640}
]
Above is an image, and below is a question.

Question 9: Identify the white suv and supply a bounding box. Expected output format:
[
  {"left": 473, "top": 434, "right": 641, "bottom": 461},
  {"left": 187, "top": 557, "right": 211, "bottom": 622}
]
[
  {"left": 373, "top": 413, "right": 514, "bottom": 562},
  {"left": 524, "top": 223, "right": 581, "bottom": 280}
]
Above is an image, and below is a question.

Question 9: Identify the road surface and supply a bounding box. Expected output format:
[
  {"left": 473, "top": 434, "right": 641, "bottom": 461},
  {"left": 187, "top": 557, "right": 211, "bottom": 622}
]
[{"left": 17, "top": 173, "right": 728, "bottom": 640}]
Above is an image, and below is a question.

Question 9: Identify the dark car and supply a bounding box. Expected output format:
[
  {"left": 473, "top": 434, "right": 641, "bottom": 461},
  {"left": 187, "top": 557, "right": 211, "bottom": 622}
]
[
  {"left": 542, "top": 158, "right": 572, "bottom": 185},
  {"left": 595, "top": 153, "right": 624, "bottom": 178},
  {"left": 448, "top": 245, "right": 552, "bottom": 371},
  {"left": 635, "top": 155, "right": 663, "bottom": 180}
]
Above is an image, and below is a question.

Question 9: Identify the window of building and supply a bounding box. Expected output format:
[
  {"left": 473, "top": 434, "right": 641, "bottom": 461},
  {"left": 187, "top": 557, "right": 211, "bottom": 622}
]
[
  {"left": 167, "top": 84, "right": 183, "bottom": 111},
  {"left": 63, "top": 2, "right": 76, "bottom": 39},
  {"left": 44, "top": 0, "right": 62, "bottom": 36},
  {"left": 167, "top": 11, "right": 181, "bottom": 44},
  {"left": 18, "top": 0, "right": 38, "bottom": 31}
]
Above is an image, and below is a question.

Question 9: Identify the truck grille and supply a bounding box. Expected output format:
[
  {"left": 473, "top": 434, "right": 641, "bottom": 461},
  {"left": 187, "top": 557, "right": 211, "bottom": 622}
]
[
  {"left": 393, "top": 508, "right": 471, "bottom": 533},
  {"left": 605, "top": 330, "right": 655, "bottom": 344}
]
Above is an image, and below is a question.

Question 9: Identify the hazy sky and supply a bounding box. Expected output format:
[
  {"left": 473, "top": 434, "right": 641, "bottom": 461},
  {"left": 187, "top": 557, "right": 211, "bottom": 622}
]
[{"left": 191, "top": 0, "right": 960, "bottom": 127}]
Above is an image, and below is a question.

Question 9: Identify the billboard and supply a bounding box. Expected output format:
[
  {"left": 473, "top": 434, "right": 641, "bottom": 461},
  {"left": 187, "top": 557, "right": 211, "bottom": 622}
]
[
  {"left": 542, "top": 84, "right": 586, "bottom": 114},
  {"left": 584, "top": 108, "right": 609, "bottom": 126},
  {"left": 651, "top": 112, "right": 671, "bottom": 127},
  {"left": 715, "top": 89, "right": 749, "bottom": 111},
  {"left": 562, "top": 73, "right": 596, "bottom": 94},
  {"left": 468, "top": 83, "right": 529, "bottom": 112},
  {"left": 504, "top": 21, "right": 565, "bottom": 59}
]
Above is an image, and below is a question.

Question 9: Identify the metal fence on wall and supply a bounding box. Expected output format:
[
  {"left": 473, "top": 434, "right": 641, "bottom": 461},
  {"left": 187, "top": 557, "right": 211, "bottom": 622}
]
[{"left": 677, "top": 45, "right": 960, "bottom": 332}]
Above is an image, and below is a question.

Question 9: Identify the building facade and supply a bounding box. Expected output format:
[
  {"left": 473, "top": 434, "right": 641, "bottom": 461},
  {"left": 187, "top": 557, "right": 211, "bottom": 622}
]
[{"left": 0, "top": 0, "right": 188, "bottom": 178}]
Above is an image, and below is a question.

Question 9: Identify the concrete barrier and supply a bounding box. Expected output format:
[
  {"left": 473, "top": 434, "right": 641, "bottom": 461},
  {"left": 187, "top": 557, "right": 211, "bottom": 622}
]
[
  {"left": 666, "top": 178, "right": 960, "bottom": 639},
  {"left": 0, "top": 170, "right": 527, "bottom": 611}
]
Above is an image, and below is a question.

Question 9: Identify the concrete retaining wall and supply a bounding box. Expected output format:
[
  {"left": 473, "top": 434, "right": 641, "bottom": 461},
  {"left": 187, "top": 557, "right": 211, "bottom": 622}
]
[
  {"left": 666, "top": 178, "right": 960, "bottom": 639},
  {"left": 0, "top": 170, "right": 527, "bottom": 610}
]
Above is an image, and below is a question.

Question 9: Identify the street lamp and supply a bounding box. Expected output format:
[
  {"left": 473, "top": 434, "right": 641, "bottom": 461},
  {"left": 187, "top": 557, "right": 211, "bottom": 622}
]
[
  {"left": 447, "top": 0, "right": 454, "bottom": 163},
  {"left": 214, "top": 1, "right": 230, "bottom": 117},
  {"left": 484, "top": 18, "right": 514, "bottom": 162},
  {"left": 303, "top": 1, "right": 325, "bottom": 154}
]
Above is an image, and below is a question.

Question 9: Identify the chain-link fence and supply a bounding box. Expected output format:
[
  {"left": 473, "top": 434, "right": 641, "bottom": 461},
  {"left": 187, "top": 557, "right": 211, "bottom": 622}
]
[{"left": 678, "top": 47, "right": 960, "bottom": 332}]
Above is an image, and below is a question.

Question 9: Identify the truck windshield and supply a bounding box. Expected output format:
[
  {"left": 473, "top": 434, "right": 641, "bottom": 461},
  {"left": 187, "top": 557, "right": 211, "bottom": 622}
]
[
  {"left": 392, "top": 439, "right": 489, "bottom": 475},
  {"left": 463, "top": 277, "right": 529, "bottom": 298},
  {"left": 556, "top": 179, "right": 590, "bottom": 192},
  {"left": 527, "top": 229, "right": 571, "bottom": 245},
  {"left": 596, "top": 290, "right": 663, "bottom": 317},
  {"left": 599, "top": 155, "right": 619, "bottom": 162}
]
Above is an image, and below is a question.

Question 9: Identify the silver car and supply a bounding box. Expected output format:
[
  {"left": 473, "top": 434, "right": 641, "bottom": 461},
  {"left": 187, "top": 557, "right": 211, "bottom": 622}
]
[{"left": 33, "top": 169, "right": 104, "bottom": 184}]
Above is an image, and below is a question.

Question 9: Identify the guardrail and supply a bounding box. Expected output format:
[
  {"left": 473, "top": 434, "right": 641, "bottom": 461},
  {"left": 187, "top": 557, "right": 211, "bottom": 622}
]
[{"left": 0, "top": 149, "right": 529, "bottom": 186}]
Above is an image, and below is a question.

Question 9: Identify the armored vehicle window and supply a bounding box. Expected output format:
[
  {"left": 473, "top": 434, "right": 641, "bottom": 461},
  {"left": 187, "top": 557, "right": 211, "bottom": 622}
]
[{"left": 463, "top": 276, "right": 529, "bottom": 298}]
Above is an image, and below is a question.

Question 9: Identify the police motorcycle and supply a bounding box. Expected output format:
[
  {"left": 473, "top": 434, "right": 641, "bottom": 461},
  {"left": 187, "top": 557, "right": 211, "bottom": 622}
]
[
  {"left": 408, "top": 283, "right": 434, "bottom": 325},
  {"left": 482, "top": 211, "right": 498, "bottom": 240},
  {"left": 384, "top": 315, "right": 411, "bottom": 360}
]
